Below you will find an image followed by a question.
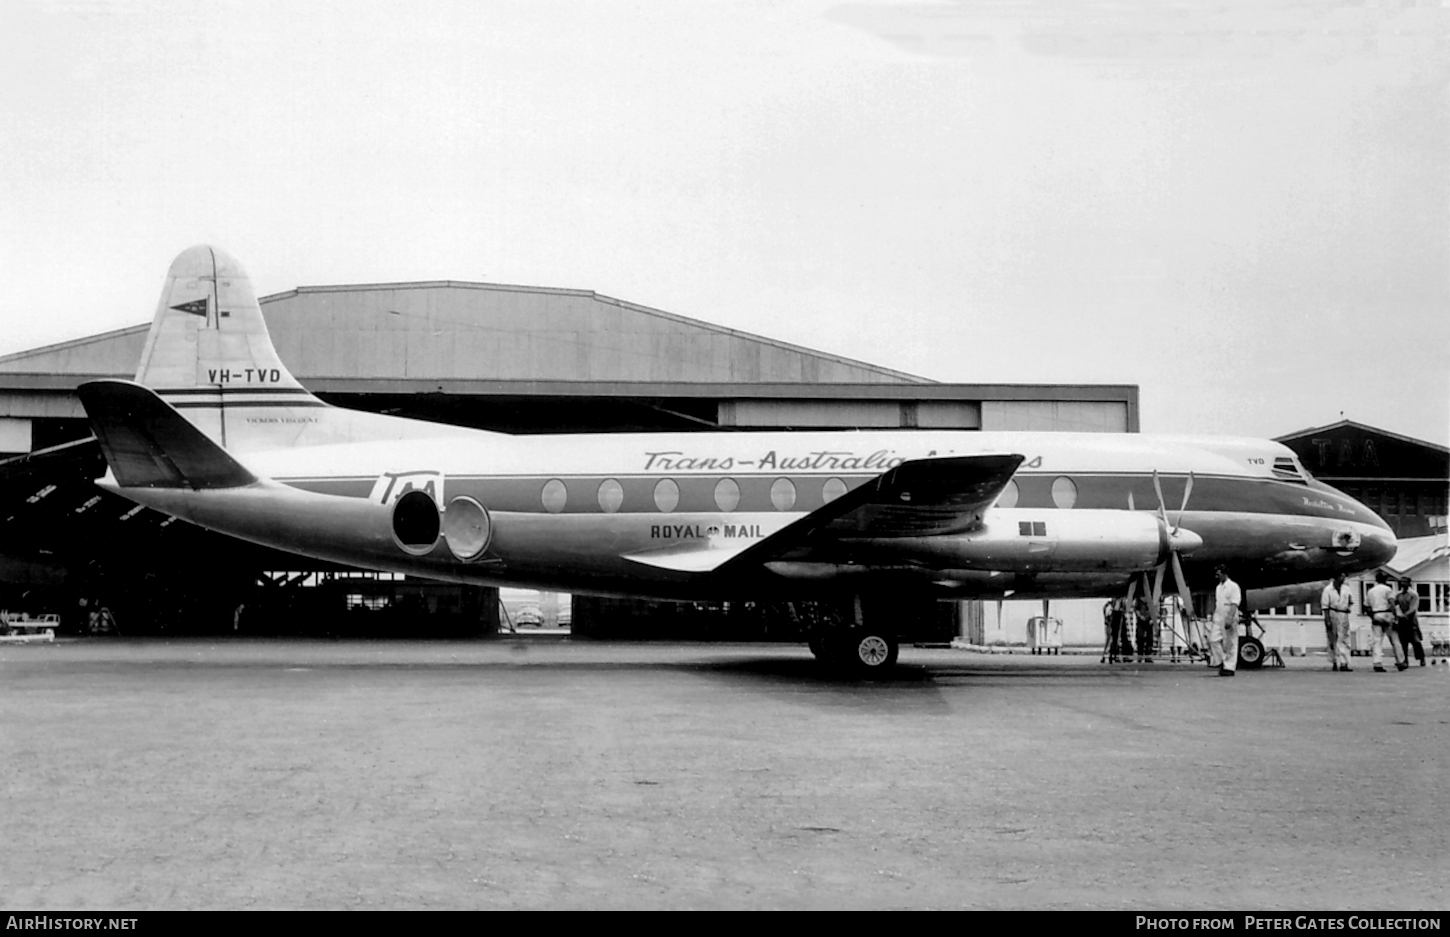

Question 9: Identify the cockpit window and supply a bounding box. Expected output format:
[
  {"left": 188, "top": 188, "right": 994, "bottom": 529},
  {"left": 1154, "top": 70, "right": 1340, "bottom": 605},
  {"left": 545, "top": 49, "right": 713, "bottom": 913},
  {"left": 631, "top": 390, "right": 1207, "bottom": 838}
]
[{"left": 1272, "top": 457, "right": 1310, "bottom": 485}]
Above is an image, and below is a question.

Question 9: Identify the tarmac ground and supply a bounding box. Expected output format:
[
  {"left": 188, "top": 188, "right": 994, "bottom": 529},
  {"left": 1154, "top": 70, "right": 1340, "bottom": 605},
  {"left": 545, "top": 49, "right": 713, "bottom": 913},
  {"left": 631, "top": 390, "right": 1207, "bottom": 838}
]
[{"left": 1, "top": 637, "right": 1445, "bottom": 910}]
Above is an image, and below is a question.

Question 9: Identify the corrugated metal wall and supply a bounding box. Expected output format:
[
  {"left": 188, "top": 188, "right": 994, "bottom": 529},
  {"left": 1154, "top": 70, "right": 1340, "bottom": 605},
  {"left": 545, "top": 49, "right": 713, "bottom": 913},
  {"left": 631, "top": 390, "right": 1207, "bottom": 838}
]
[
  {"left": 982, "top": 399, "right": 1129, "bottom": 433},
  {"left": 721, "top": 399, "right": 982, "bottom": 429}
]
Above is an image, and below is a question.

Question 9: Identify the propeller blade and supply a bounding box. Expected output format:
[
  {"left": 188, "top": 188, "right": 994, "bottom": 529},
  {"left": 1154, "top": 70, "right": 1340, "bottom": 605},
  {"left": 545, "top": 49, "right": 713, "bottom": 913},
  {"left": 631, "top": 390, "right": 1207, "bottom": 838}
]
[
  {"left": 1128, "top": 490, "right": 1136, "bottom": 512},
  {"left": 1126, "top": 573, "right": 1155, "bottom": 624},
  {"left": 1151, "top": 562, "right": 1166, "bottom": 608},
  {"left": 1170, "top": 550, "right": 1194, "bottom": 621},
  {"left": 1174, "top": 471, "right": 1195, "bottom": 533},
  {"left": 1152, "top": 470, "right": 1170, "bottom": 528}
]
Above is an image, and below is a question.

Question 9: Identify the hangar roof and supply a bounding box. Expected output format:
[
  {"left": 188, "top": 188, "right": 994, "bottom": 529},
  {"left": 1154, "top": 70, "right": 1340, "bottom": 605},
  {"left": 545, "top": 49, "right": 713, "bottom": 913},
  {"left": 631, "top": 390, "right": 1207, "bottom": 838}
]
[
  {"left": 0, "top": 278, "right": 1138, "bottom": 435},
  {"left": 0, "top": 279, "right": 927, "bottom": 386},
  {"left": 1275, "top": 419, "right": 1448, "bottom": 481}
]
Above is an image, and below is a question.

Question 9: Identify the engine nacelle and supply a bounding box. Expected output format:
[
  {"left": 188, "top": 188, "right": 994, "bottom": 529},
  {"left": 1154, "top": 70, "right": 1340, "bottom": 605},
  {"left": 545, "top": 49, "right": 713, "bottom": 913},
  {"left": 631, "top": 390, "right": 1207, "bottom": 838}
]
[{"left": 873, "top": 508, "right": 1171, "bottom": 574}]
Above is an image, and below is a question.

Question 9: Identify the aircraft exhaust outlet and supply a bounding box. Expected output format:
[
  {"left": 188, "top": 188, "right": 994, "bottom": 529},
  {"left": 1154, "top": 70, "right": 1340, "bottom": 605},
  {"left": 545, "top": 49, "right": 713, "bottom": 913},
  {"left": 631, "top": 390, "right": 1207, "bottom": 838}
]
[
  {"left": 391, "top": 489, "right": 441, "bottom": 555},
  {"left": 442, "top": 496, "right": 492, "bottom": 561}
]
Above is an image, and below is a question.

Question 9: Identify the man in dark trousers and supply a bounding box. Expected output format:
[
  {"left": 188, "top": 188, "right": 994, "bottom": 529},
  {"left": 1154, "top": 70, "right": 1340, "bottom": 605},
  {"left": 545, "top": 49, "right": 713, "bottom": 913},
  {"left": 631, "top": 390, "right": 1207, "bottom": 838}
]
[
  {"left": 1395, "top": 577, "right": 1426, "bottom": 667},
  {"left": 1102, "top": 596, "right": 1132, "bottom": 663},
  {"left": 1133, "top": 593, "right": 1155, "bottom": 662}
]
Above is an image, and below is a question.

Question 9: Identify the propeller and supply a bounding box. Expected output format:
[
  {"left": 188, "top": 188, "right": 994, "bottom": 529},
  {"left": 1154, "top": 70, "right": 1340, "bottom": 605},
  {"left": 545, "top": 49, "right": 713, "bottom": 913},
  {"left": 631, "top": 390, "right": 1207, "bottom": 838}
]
[{"left": 1139, "top": 471, "right": 1203, "bottom": 626}]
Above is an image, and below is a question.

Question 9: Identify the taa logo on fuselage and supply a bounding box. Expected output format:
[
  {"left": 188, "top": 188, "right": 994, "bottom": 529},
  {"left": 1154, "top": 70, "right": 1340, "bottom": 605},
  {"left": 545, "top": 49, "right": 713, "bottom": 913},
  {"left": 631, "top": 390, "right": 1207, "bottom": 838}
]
[{"left": 371, "top": 470, "right": 445, "bottom": 505}]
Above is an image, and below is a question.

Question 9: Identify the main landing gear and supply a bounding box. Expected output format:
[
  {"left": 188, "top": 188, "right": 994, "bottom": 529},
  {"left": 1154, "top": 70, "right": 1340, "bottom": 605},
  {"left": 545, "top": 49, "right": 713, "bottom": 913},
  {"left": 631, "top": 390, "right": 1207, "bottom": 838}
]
[
  {"left": 809, "top": 628, "right": 900, "bottom": 674},
  {"left": 800, "top": 598, "right": 901, "bottom": 677}
]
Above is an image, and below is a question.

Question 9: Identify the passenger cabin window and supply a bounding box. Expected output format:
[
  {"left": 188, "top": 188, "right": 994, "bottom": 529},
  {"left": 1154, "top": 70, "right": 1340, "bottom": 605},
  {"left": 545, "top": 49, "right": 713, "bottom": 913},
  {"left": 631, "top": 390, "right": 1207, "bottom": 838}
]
[
  {"left": 1051, "top": 476, "right": 1077, "bottom": 510},
  {"left": 997, "top": 479, "right": 1019, "bottom": 509},
  {"left": 714, "top": 478, "right": 740, "bottom": 513},
  {"left": 597, "top": 478, "right": 624, "bottom": 513},
  {"left": 654, "top": 478, "right": 680, "bottom": 513},
  {"left": 822, "top": 477, "right": 847, "bottom": 504},
  {"left": 770, "top": 478, "right": 796, "bottom": 511},
  {"left": 541, "top": 479, "right": 567, "bottom": 514}
]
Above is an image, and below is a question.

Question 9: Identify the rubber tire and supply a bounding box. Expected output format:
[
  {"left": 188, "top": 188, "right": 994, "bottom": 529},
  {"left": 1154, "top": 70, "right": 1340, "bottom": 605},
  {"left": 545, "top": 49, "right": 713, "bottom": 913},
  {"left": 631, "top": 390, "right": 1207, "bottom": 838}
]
[
  {"left": 1238, "top": 636, "right": 1265, "bottom": 670},
  {"left": 837, "top": 630, "right": 899, "bottom": 676}
]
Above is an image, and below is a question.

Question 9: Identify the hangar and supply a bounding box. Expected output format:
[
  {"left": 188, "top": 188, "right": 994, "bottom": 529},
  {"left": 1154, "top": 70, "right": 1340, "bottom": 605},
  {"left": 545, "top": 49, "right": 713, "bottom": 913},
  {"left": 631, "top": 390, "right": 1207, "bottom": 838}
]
[{"left": 0, "top": 275, "right": 1137, "bottom": 637}]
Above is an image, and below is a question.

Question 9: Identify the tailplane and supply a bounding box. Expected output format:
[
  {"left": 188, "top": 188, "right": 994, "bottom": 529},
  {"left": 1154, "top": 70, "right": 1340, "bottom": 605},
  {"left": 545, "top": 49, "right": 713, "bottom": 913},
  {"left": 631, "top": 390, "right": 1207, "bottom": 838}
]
[{"left": 78, "top": 380, "right": 256, "bottom": 489}]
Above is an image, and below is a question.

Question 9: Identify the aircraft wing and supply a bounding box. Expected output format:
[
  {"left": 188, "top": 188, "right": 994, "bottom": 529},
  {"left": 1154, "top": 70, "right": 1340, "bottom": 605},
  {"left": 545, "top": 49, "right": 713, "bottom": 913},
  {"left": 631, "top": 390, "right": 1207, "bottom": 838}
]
[
  {"left": 802, "top": 453, "right": 1026, "bottom": 539},
  {"left": 625, "top": 453, "right": 1024, "bottom": 576}
]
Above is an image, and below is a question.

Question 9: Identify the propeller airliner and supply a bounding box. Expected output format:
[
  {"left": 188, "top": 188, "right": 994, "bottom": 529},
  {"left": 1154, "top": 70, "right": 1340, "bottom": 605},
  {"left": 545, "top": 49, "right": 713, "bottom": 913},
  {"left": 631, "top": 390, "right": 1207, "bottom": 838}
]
[{"left": 77, "top": 247, "right": 1397, "bottom": 672}]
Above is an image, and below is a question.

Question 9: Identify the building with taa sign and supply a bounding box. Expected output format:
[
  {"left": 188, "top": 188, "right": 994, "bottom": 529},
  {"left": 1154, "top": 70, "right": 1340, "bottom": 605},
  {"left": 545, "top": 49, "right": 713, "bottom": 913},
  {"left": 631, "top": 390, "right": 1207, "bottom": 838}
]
[
  {"left": 0, "top": 274, "right": 1137, "bottom": 638},
  {"left": 1249, "top": 420, "right": 1450, "bottom": 657}
]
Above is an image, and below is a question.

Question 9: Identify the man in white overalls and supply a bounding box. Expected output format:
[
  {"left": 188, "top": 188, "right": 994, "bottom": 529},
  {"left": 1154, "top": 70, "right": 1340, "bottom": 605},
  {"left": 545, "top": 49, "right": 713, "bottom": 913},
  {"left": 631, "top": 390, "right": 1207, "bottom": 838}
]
[{"left": 1212, "top": 566, "right": 1242, "bottom": 677}]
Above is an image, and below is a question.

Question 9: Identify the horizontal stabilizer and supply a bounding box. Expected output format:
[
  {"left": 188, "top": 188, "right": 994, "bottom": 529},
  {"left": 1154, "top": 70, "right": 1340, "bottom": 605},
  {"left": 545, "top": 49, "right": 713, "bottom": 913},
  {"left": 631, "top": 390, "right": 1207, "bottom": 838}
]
[{"left": 77, "top": 380, "right": 257, "bottom": 489}]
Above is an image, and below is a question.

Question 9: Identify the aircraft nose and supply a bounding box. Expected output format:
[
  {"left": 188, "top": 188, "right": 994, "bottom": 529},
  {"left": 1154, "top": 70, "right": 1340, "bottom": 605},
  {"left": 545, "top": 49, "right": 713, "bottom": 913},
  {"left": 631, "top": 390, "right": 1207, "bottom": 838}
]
[{"left": 1361, "top": 528, "right": 1398, "bottom": 568}]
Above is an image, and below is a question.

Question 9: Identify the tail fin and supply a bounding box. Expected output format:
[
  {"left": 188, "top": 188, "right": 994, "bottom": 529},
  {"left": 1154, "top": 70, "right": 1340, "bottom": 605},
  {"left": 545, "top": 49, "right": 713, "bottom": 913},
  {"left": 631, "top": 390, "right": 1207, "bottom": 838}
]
[{"left": 135, "top": 245, "right": 327, "bottom": 451}]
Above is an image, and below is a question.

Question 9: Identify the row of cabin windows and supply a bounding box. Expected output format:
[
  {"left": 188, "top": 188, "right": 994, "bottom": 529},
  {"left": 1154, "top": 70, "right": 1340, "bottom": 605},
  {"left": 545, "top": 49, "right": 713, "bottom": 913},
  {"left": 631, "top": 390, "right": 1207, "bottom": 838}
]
[
  {"left": 539, "top": 476, "right": 852, "bottom": 515},
  {"left": 960, "top": 476, "right": 1080, "bottom": 510},
  {"left": 536, "top": 475, "right": 1084, "bottom": 514}
]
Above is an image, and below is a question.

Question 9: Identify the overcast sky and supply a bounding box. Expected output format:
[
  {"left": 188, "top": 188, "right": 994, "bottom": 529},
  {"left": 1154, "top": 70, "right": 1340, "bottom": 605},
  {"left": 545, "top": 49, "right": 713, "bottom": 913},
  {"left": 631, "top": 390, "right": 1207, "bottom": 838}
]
[{"left": 2, "top": 0, "right": 1446, "bottom": 445}]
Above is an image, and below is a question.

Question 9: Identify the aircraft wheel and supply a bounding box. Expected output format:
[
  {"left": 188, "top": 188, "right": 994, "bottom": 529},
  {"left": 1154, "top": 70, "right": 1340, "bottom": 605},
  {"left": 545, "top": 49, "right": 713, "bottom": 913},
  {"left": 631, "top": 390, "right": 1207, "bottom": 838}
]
[
  {"left": 837, "top": 629, "right": 899, "bottom": 676},
  {"left": 1238, "top": 636, "right": 1265, "bottom": 670}
]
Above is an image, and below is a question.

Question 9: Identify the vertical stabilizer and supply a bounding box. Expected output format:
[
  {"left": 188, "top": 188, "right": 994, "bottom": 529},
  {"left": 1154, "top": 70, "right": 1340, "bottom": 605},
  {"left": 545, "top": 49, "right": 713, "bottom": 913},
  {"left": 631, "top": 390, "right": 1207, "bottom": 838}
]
[{"left": 134, "top": 246, "right": 325, "bottom": 451}]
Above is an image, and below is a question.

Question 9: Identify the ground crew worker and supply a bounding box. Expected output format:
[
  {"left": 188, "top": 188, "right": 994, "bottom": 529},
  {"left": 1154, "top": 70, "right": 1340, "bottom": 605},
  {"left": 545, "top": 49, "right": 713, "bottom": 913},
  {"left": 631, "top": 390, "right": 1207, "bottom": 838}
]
[
  {"left": 1102, "top": 596, "right": 1132, "bottom": 662},
  {"left": 1321, "top": 573, "right": 1354, "bottom": 672},
  {"left": 1212, "top": 565, "right": 1241, "bottom": 676},
  {"left": 1394, "top": 577, "right": 1426, "bottom": 667},
  {"left": 1115, "top": 596, "right": 1134, "bottom": 661},
  {"left": 1133, "top": 593, "right": 1154, "bottom": 662},
  {"left": 1365, "top": 572, "right": 1404, "bottom": 672}
]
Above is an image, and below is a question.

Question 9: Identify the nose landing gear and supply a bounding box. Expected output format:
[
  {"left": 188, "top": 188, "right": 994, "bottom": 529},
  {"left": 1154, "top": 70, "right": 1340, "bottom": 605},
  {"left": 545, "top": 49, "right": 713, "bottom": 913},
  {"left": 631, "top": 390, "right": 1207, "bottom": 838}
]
[{"left": 1237, "top": 634, "right": 1265, "bottom": 669}]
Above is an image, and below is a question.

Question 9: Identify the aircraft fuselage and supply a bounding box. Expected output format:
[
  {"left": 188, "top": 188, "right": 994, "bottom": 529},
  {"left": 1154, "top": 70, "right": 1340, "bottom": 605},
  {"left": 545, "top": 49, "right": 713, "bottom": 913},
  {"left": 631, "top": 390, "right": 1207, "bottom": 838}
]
[{"left": 107, "top": 425, "right": 1396, "bottom": 602}]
